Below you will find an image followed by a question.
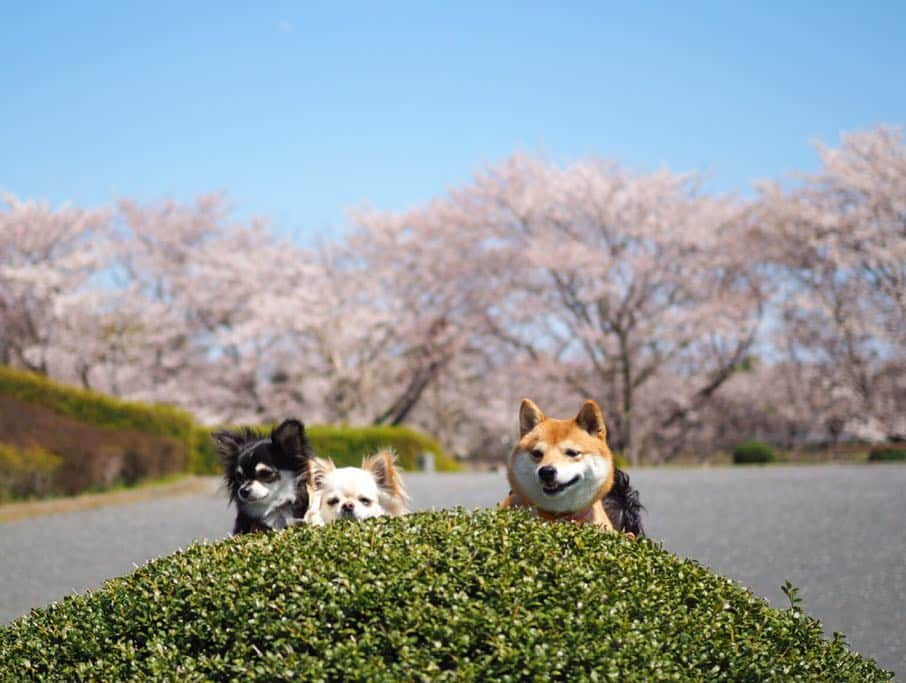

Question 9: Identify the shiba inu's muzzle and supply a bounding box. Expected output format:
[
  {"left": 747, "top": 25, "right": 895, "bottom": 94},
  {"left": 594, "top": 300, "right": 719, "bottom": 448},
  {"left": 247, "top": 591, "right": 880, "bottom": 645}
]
[{"left": 537, "top": 465, "right": 581, "bottom": 495}]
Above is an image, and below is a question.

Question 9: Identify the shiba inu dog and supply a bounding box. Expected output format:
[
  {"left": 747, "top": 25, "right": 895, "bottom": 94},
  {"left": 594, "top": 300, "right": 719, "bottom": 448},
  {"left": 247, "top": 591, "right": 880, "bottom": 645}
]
[
  {"left": 306, "top": 449, "right": 410, "bottom": 525},
  {"left": 502, "top": 398, "right": 644, "bottom": 536}
]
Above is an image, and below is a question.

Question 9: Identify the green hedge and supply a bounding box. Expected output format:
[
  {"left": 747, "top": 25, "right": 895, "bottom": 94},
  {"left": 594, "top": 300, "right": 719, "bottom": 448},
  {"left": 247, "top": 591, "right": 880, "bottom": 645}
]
[
  {"left": 0, "top": 442, "right": 63, "bottom": 502},
  {"left": 867, "top": 445, "right": 906, "bottom": 462},
  {"left": 0, "top": 510, "right": 889, "bottom": 681},
  {"left": 193, "top": 423, "right": 460, "bottom": 474},
  {"left": 308, "top": 424, "right": 459, "bottom": 472},
  {"left": 0, "top": 365, "right": 196, "bottom": 458},
  {"left": 732, "top": 440, "right": 777, "bottom": 465}
]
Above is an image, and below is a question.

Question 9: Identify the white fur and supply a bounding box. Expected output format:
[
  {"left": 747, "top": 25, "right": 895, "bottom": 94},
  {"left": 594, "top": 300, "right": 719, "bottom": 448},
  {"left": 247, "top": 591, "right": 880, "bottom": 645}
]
[
  {"left": 240, "top": 469, "right": 299, "bottom": 529},
  {"left": 511, "top": 450, "right": 611, "bottom": 514},
  {"left": 308, "top": 462, "right": 410, "bottom": 525},
  {"left": 314, "top": 467, "right": 388, "bottom": 523}
]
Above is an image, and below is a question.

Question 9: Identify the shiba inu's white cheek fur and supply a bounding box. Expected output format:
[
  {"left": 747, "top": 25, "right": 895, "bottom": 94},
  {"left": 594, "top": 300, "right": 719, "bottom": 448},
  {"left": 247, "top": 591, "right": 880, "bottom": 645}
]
[{"left": 512, "top": 452, "right": 612, "bottom": 514}]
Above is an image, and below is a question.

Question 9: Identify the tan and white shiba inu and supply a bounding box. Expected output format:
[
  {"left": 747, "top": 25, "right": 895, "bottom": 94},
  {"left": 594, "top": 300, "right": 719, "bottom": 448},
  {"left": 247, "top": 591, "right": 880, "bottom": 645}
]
[{"left": 502, "top": 398, "right": 644, "bottom": 536}]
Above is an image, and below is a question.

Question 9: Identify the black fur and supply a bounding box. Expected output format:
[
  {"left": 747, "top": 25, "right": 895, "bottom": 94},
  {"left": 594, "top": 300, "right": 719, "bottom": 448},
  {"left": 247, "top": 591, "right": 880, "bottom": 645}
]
[
  {"left": 603, "top": 468, "right": 645, "bottom": 537},
  {"left": 213, "top": 419, "right": 314, "bottom": 535}
]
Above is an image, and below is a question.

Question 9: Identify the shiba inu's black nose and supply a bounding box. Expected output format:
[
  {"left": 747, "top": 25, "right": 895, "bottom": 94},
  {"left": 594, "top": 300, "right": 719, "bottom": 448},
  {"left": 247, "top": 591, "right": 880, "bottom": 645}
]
[
  {"left": 538, "top": 465, "right": 557, "bottom": 483},
  {"left": 341, "top": 502, "right": 355, "bottom": 512}
]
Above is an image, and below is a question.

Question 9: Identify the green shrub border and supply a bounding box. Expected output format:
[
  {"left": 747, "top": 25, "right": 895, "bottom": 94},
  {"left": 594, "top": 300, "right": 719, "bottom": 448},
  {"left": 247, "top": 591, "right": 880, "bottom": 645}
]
[
  {"left": 0, "top": 442, "right": 64, "bottom": 502},
  {"left": 1, "top": 366, "right": 460, "bottom": 487},
  {"left": 867, "top": 445, "right": 906, "bottom": 462},
  {"left": 0, "top": 365, "right": 197, "bottom": 467},
  {"left": 193, "top": 422, "right": 460, "bottom": 474},
  {"left": 732, "top": 440, "right": 777, "bottom": 465}
]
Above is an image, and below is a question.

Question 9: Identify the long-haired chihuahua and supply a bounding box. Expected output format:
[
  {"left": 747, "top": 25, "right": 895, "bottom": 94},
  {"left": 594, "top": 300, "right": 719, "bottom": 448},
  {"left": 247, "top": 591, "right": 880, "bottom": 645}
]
[{"left": 214, "top": 419, "right": 314, "bottom": 534}]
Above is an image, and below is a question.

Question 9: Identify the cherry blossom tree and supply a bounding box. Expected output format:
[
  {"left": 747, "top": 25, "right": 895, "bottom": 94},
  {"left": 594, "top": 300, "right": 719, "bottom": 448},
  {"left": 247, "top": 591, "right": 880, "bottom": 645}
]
[
  {"left": 99, "top": 194, "right": 328, "bottom": 424},
  {"left": 2, "top": 125, "right": 900, "bottom": 460},
  {"left": 0, "top": 193, "right": 110, "bottom": 378},
  {"left": 754, "top": 126, "right": 906, "bottom": 442},
  {"left": 399, "top": 154, "right": 764, "bottom": 463}
]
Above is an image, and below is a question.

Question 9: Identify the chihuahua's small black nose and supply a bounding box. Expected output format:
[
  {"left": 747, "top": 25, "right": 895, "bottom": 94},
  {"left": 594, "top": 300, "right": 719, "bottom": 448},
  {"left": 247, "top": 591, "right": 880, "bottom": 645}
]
[
  {"left": 238, "top": 483, "right": 252, "bottom": 500},
  {"left": 341, "top": 502, "right": 355, "bottom": 512},
  {"left": 538, "top": 465, "right": 557, "bottom": 483}
]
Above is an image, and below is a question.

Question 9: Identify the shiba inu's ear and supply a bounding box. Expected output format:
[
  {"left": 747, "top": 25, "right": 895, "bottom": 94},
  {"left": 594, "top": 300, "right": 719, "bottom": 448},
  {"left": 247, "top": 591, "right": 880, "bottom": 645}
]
[
  {"left": 309, "top": 457, "right": 335, "bottom": 489},
  {"left": 519, "top": 399, "right": 546, "bottom": 437},
  {"left": 576, "top": 400, "right": 607, "bottom": 439},
  {"left": 271, "top": 419, "right": 308, "bottom": 457}
]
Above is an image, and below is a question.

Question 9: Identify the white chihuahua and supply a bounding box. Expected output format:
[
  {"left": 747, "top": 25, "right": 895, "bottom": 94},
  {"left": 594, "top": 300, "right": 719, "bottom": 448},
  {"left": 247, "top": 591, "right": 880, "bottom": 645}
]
[{"left": 306, "top": 450, "right": 409, "bottom": 525}]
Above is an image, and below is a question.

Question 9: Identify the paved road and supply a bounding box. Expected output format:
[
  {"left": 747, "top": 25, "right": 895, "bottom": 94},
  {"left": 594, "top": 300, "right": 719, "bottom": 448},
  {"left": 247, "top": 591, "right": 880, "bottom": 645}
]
[{"left": 1, "top": 466, "right": 904, "bottom": 677}]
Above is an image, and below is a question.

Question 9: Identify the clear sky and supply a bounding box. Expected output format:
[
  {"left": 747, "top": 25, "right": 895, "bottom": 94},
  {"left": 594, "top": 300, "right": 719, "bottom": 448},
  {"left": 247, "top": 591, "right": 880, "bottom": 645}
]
[{"left": 2, "top": 2, "right": 904, "bottom": 242}]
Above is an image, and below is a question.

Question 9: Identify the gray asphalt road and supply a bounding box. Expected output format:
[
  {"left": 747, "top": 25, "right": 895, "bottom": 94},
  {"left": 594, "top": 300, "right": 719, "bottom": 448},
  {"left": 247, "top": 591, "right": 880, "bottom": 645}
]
[{"left": 2, "top": 466, "right": 904, "bottom": 677}]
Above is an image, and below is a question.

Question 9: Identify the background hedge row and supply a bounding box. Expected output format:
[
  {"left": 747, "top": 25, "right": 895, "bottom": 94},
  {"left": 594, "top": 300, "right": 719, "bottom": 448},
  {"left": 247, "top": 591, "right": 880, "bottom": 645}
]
[
  {"left": 867, "top": 445, "right": 906, "bottom": 462},
  {"left": 0, "top": 366, "right": 196, "bottom": 496},
  {"left": 192, "top": 422, "right": 459, "bottom": 475},
  {"left": 0, "top": 366, "right": 458, "bottom": 500},
  {"left": 731, "top": 440, "right": 778, "bottom": 465},
  {"left": 0, "top": 442, "right": 63, "bottom": 502},
  {"left": 0, "top": 366, "right": 195, "bottom": 445}
]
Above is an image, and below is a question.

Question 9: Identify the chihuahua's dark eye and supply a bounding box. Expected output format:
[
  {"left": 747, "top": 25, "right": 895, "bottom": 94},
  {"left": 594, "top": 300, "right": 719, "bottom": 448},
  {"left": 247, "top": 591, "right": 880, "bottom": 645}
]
[
  {"left": 327, "top": 497, "right": 339, "bottom": 506},
  {"left": 530, "top": 449, "right": 543, "bottom": 460},
  {"left": 359, "top": 497, "right": 371, "bottom": 506},
  {"left": 255, "top": 465, "right": 277, "bottom": 481},
  {"left": 565, "top": 449, "right": 581, "bottom": 458}
]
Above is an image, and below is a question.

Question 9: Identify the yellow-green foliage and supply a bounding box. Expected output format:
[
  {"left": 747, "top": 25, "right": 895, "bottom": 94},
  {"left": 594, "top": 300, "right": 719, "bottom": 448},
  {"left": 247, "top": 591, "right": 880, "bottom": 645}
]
[
  {"left": 0, "top": 442, "right": 63, "bottom": 501},
  {"left": 0, "top": 365, "right": 200, "bottom": 488},
  {"left": 0, "top": 366, "right": 195, "bottom": 448},
  {"left": 193, "top": 423, "right": 460, "bottom": 474},
  {"left": 1, "top": 366, "right": 459, "bottom": 495},
  {"left": 309, "top": 424, "right": 459, "bottom": 471},
  {"left": 611, "top": 451, "right": 630, "bottom": 469}
]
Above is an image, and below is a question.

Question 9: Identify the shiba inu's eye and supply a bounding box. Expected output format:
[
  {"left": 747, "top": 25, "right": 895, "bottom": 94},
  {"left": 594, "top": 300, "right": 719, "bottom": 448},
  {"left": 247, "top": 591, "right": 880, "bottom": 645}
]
[
  {"left": 359, "top": 497, "right": 372, "bottom": 506},
  {"left": 327, "top": 497, "right": 340, "bottom": 506},
  {"left": 530, "top": 449, "right": 543, "bottom": 460},
  {"left": 565, "top": 449, "right": 581, "bottom": 458}
]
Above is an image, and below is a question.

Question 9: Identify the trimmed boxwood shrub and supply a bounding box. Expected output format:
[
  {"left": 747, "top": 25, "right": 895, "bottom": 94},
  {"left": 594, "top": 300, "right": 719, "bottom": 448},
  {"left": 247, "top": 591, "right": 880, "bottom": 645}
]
[
  {"left": 867, "top": 445, "right": 906, "bottom": 462},
  {"left": 193, "top": 423, "right": 460, "bottom": 474},
  {"left": 0, "top": 510, "right": 890, "bottom": 681},
  {"left": 732, "top": 440, "right": 777, "bottom": 464}
]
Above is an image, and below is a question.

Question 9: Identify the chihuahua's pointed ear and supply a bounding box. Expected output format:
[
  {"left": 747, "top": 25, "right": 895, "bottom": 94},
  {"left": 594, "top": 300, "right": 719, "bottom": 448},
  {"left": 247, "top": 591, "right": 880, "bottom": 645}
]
[
  {"left": 576, "top": 400, "right": 606, "bottom": 439},
  {"left": 212, "top": 430, "right": 243, "bottom": 461},
  {"left": 271, "top": 419, "right": 309, "bottom": 457},
  {"left": 362, "top": 450, "right": 405, "bottom": 495},
  {"left": 308, "top": 457, "right": 335, "bottom": 490},
  {"left": 519, "top": 399, "right": 545, "bottom": 437}
]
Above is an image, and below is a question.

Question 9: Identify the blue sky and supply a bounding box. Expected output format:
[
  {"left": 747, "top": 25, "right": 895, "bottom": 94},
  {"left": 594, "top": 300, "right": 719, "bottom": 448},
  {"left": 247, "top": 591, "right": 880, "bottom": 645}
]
[{"left": 2, "top": 2, "right": 904, "bottom": 242}]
